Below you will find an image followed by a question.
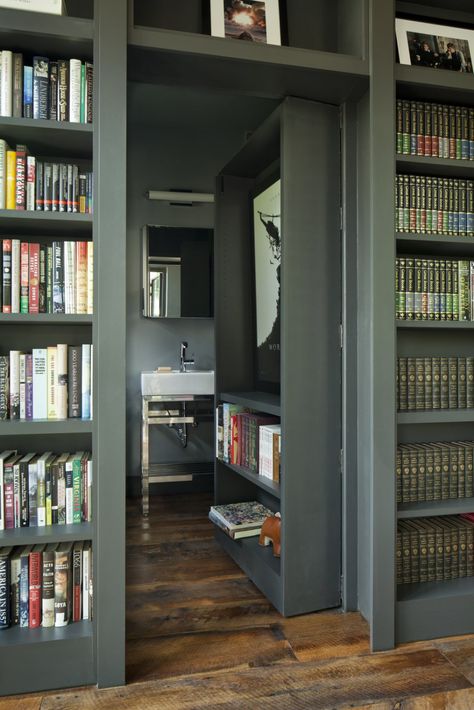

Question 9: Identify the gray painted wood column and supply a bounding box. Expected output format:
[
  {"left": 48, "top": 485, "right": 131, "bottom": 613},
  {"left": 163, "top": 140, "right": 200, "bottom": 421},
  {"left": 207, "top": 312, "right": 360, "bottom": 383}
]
[
  {"left": 94, "top": 0, "right": 127, "bottom": 687},
  {"left": 357, "top": 0, "right": 396, "bottom": 650}
]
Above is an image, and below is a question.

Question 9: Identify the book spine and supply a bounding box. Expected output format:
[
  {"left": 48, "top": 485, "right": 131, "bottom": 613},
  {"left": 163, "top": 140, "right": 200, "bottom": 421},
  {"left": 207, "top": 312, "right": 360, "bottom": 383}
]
[
  {"left": 52, "top": 162, "right": 59, "bottom": 212},
  {"left": 32, "top": 348, "right": 48, "bottom": 419},
  {"left": 0, "top": 554, "right": 11, "bottom": 629},
  {"left": 2, "top": 239, "right": 11, "bottom": 313},
  {"left": 0, "top": 50, "right": 13, "bottom": 117},
  {"left": 43, "top": 162, "right": 52, "bottom": 211},
  {"left": 12, "top": 53, "right": 23, "bottom": 118},
  {"left": 65, "top": 461, "right": 73, "bottom": 525},
  {"left": 28, "top": 242, "right": 40, "bottom": 313},
  {"left": 57, "top": 60, "right": 68, "bottom": 121},
  {"left": 26, "top": 155, "right": 35, "bottom": 211},
  {"left": 19, "top": 553, "right": 28, "bottom": 627},
  {"left": 19, "top": 353, "right": 26, "bottom": 420},
  {"left": 47, "top": 346, "right": 57, "bottom": 419},
  {"left": 0, "top": 140, "right": 6, "bottom": 210},
  {"left": 4, "top": 465, "right": 14, "bottom": 529},
  {"left": 35, "top": 160, "right": 44, "bottom": 210},
  {"left": 14, "top": 145, "right": 26, "bottom": 210},
  {"left": 73, "top": 544, "right": 82, "bottom": 621},
  {"left": 73, "top": 457, "right": 82, "bottom": 524},
  {"left": 81, "top": 344, "right": 91, "bottom": 419},
  {"left": 87, "top": 241, "right": 93, "bottom": 314},
  {"left": 37, "top": 458, "right": 46, "bottom": 526},
  {"left": 42, "top": 548, "right": 55, "bottom": 628},
  {"left": 54, "top": 549, "right": 70, "bottom": 626},
  {"left": 9, "top": 350, "right": 20, "bottom": 420},
  {"left": 10, "top": 238, "right": 20, "bottom": 313},
  {"left": 68, "top": 346, "right": 82, "bottom": 418},
  {"left": 39, "top": 244, "right": 46, "bottom": 313},
  {"left": 52, "top": 241, "right": 64, "bottom": 313},
  {"left": 86, "top": 62, "right": 93, "bottom": 123},
  {"left": 0, "top": 357, "right": 9, "bottom": 420},
  {"left": 28, "top": 550, "right": 42, "bottom": 628},
  {"left": 23, "top": 65, "right": 33, "bottom": 118},
  {"left": 49, "top": 61, "right": 58, "bottom": 120},
  {"left": 6, "top": 150, "right": 16, "bottom": 209},
  {"left": 32, "top": 56, "right": 49, "bottom": 120},
  {"left": 69, "top": 59, "right": 82, "bottom": 123}
]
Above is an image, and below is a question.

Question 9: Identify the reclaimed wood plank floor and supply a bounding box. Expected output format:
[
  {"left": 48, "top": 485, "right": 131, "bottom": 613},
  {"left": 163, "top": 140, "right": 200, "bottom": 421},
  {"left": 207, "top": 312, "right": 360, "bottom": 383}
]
[{"left": 5, "top": 492, "right": 474, "bottom": 709}]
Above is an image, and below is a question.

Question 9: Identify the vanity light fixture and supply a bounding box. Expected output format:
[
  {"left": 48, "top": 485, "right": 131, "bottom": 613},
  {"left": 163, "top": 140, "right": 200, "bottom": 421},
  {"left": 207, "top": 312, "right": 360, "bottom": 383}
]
[{"left": 146, "top": 190, "right": 215, "bottom": 204}]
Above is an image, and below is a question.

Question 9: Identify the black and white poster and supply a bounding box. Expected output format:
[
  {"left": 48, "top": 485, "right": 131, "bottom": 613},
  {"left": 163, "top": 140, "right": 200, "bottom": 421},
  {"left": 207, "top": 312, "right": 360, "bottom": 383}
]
[{"left": 252, "top": 178, "right": 281, "bottom": 390}]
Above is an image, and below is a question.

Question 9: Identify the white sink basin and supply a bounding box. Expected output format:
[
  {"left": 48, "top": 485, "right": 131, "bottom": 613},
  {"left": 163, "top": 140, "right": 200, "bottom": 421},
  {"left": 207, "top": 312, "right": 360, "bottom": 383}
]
[{"left": 141, "top": 370, "right": 215, "bottom": 396}]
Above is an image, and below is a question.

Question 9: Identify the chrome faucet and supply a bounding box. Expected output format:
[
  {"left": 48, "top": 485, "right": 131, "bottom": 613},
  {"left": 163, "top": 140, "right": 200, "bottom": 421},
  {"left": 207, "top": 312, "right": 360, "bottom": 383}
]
[{"left": 180, "top": 341, "right": 195, "bottom": 372}]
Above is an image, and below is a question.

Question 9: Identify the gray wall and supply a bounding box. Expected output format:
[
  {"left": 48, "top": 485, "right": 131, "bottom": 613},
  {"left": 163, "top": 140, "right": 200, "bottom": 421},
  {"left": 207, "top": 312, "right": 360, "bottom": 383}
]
[{"left": 126, "top": 83, "right": 278, "bottom": 481}]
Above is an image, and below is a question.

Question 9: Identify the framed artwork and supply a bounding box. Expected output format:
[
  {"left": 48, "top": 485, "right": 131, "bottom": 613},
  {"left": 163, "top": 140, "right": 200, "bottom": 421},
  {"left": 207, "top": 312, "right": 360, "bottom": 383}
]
[
  {"left": 252, "top": 176, "right": 281, "bottom": 393},
  {"left": 395, "top": 18, "right": 474, "bottom": 73},
  {"left": 210, "top": 0, "right": 281, "bottom": 46}
]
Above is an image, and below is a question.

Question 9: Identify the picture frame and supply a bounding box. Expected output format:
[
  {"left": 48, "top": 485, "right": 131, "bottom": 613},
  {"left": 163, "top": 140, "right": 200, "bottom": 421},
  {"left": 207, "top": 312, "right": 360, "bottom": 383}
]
[
  {"left": 210, "top": 0, "right": 281, "bottom": 46},
  {"left": 395, "top": 18, "right": 474, "bottom": 73},
  {"left": 251, "top": 173, "right": 281, "bottom": 394}
]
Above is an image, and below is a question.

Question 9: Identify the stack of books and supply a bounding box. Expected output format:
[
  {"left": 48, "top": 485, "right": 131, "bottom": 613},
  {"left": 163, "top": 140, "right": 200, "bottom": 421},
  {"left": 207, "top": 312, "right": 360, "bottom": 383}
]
[
  {"left": 397, "top": 355, "right": 474, "bottom": 411},
  {"left": 209, "top": 501, "right": 275, "bottom": 540}
]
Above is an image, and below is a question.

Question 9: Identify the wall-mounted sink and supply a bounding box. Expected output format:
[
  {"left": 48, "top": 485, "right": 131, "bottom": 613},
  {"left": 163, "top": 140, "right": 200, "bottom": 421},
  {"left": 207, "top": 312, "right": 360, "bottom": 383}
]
[{"left": 141, "top": 370, "right": 215, "bottom": 396}]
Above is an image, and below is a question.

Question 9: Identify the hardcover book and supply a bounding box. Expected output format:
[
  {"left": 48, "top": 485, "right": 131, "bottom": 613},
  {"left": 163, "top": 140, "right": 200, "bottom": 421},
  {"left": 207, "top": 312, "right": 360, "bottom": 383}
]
[{"left": 209, "top": 501, "right": 274, "bottom": 531}]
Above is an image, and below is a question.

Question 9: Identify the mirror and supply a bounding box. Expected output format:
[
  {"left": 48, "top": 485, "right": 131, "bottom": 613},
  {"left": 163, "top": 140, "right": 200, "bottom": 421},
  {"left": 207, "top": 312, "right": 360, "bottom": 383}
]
[{"left": 142, "top": 225, "right": 214, "bottom": 318}]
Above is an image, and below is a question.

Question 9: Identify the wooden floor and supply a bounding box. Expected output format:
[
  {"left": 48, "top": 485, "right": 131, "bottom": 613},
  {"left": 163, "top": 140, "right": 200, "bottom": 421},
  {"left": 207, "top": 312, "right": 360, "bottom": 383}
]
[{"left": 5, "top": 492, "right": 474, "bottom": 708}]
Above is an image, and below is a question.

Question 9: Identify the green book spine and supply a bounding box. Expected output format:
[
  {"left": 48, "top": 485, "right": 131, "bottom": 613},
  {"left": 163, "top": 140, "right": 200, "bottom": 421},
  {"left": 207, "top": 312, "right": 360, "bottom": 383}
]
[
  {"left": 409, "top": 522, "right": 420, "bottom": 583},
  {"left": 426, "top": 176, "right": 433, "bottom": 233},
  {"left": 80, "top": 63, "right": 86, "bottom": 124},
  {"left": 395, "top": 257, "right": 400, "bottom": 319},
  {"left": 449, "top": 105, "right": 456, "bottom": 159},
  {"left": 439, "top": 444, "right": 450, "bottom": 500},
  {"left": 398, "top": 357, "right": 408, "bottom": 411},
  {"left": 459, "top": 179, "right": 467, "bottom": 236},
  {"left": 432, "top": 176, "right": 439, "bottom": 234},
  {"left": 400, "top": 446, "right": 410, "bottom": 504},
  {"left": 441, "top": 520, "right": 452, "bottom": 580},
  {"left": 467, "top": 357, "right": 474, "bottom": 408},
  {"left": 448, "top": 357, "right": 458, "bottom": 409},
  {"left": 432, "top": 356, "right": 441, "bottom": 409},
  {"left": 448, "top": 444, "right": 459, "bottom": 499},
  {"left": 72, "top": 458, "right": 82, "bottom": 524},
  {"left": 458, "top": 356, "right": 467, "bottom": 408},
  {"left": 409, "top": 176, "right": 416, "bottom": 232},
  {"left": 448, "top": 521, "right": 459, "bottom": 580},
  {"left": 403, "top": 175, "right": 410, "bottom": 231},
  {"left": 456, "top": 106, "right": 462, "bottom": 160},
  {"left": 417, "top": 101, "right": 425, "bottom": 156},
  {"left": 402, "top": 100, "right": 410, "bottom": 154},
  {"left": 456, "top": 444, "right": 466, "bottom": 499},
  {"left": 396, "top": 99, "right": 403, "bottom": 154},
  {"left": 414, "top": 257, "right": 422, "bottom": 320},
  {"left": 400, "top": 522, "right": 411, "bottom": 584},
  {"left": 452, "top": 259, "right": 459, "bottom": 320},
  {"left": 399, "top": 257, "right": 406, "bottom": 319},
  {"left": 453, "top": 178, "right": 460, "bottom": 236},
  {"left": 425, "top": 521, "right": 436, "bottom": 582},
  {"left": 407, "top": 357, "right": 416, "bottom": 411},
  {"left": 434, "top": 259, "right": 441, "bottom": 320},
  {"left": 466, "top": 521, "right": 474, "bottom": 577},
  {"left": 424, "top": 356, "right": 432, "bottom": 410},
  {"left": 433, "top": 520, "right": 444, "bottom": 581},
  {"left": 415, "top": 357, "right": 425, "bottom": 410},
  {"left": 396, "top": 175, "right": 403, "bottom": 231},
  {"left": 416, "top": 445, "right": 426, "bottom": 503},
  {"left": 415, "top": 521, "right": 428, "bottom": 583},
  {"left": 445, "top": 258, "right": 453, "bottom": 320},
  {"left": 424, "top": 102, "right": 432, "bottom": 156},
  {"left": 410, "top": 101, "right": 417, "bottom": 155},
  {"left": 409, "top": 445, "right": 418, "bottom": 503},
  {"left": 458, "top": 260, "right": 470, "bottom": 320},
  {"left": 421, "top": 175, "right": 427, "bottom": 233},
  {"left": 428, "top": 258, "right": 435, "bottom": 319},
  {"left": 442, "top": 178, "right": 449, "bottom": 234},
  {"left": 423, "top": 444, "right": 435, "bottom": 502},
  {"left": 396, "top": 530, "right": 402, "bottom": 585},
  {"left": 439, "top": 259, "right": 446, "bottom": 320},
  {"left": 396, "top": 447, "right": 402, "bottom": 504},
  {"left": 440, "top": 356, "right": 449, "bottom": 408},
  {"left": 433, "top": 445, "right": 442, "bottom": 501},
  {"left": 431, "top": 103, "right": 439, "bottom": 158},
  {"left": 406, "top": 257, "right": 414, "bottom": 320},
  {"left": 415, "top": 175, "right": 422, "bottom": 233}
]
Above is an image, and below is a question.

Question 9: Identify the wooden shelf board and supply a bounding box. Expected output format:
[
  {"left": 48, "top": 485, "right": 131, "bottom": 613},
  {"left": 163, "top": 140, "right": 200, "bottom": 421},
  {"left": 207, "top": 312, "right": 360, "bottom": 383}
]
[
  {"left": 397, "top": 320, "right": 474, "bottom": 329},
  {"left": 398, "top": 499, "right": 474, "bottom": 518},
  {"left": 396, "top": 232, "right": 474, "bottom": 255},
  {"left": 398, "top": 410, "right": 474, "bottom": 424},
  {"left": 128, "top": 27, "right": 369, "bottom": 103},
  {"left": 0, "top": 620, "right": 93, "bottom": 648},
  {"left": 0, "top": 117, "right": 92, "bottom": 159},
  {"left": 219, "top": 391, "right": 281, "bottom": 416},
  {"left": 220, "top": 460, "right": 280, "bottom": 499},
  {"left": 0, "top": 210, "right": 92, "bottom": 236},
  {"left": 397, "top": 154, "right": 474, "bottom": 178},
  {"left": 0, "top": 522, "right": 93, "bottom": 546},
  {"left": 396, "top": 63, "right": 474, "bottom": 103},
  {"left": 0, "top": 8, "right": 93, "bottom": 58},
  {"left": 0, "top": 419, "right": 93, "bottom": 435},
  {"left": 0, "top": 314, "right": 93, "bottom": 324}
]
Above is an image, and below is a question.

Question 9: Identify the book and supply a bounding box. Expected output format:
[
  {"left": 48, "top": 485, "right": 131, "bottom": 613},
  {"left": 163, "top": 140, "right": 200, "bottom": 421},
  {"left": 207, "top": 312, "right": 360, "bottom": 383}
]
[
  {"left": 209, "top": 501, "right": 274, "bottom": 531},
  {"left": 0, "top": 547, "right": 13, "bottom": 628},
  {"left": 42, "top": 543, "right": 58, "bottom": 628},
  {"left": 0, "top": 50, "right": 12, "bottom": 118},
  {"left": 32, "top": 348, "right": 47, "bottom": 419},
  {"left": 68, "top": 345, "right": 81, "bottom": 418},
  {"left": 28, "top": 544, "right": 45, "bottom": 628},
  {"left": 0, "top": 451, "right": 16, "bottom": 531},
  {"left": 32, "top": 57, "right": 49, "bottom": 120},
  {"left": 54, "top": 541, "right": 73, "bottom": 626}
]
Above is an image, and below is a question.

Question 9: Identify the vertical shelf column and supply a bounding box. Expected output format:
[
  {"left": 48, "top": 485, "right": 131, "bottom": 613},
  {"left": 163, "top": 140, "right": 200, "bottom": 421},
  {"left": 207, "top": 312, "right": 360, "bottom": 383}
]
[
  {"left": 357, "top": 0, "right": 396, "bottom": 650},
  {"left": 94, "top": 0, "right": 127, "bottom": 687}
]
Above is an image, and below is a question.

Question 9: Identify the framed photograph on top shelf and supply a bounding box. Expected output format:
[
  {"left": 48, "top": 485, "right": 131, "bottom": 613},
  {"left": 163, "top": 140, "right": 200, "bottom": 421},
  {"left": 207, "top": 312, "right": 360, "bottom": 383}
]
[
  {"left": 395, "top": 18, "right": 474, "bottom": 73},
  {"left": 210, "top": 0, "right": 281, "bottom": 45},
  {"left": 252, "top": 175, "right": 281, "bottom": 393}
]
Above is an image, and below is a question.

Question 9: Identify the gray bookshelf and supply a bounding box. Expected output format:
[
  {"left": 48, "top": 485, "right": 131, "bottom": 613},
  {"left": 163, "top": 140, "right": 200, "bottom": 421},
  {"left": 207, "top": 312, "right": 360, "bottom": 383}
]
[
  {"left": 0, "top": 0, "right": 126, "bottom": 696},
  {"left": 214, "top": 97, "right": 342, "bottom": 616}
]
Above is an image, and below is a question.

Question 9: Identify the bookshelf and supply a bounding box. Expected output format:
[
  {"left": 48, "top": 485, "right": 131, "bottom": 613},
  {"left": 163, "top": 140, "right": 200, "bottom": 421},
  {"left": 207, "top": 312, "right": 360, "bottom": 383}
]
[
  {"left": 213, "top": 97, "right": 343, "bottom": 616},
  {"left": 358, "top": 0, "right": 474, "bottom": 651},
  {"left": 0, "top": 0, "right": 126, "bottom": 696}
]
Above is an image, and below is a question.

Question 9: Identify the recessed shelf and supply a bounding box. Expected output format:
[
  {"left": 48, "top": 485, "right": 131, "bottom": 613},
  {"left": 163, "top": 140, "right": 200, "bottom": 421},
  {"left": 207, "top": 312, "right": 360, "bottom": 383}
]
[
  {"left": 0, "top": 8, "right": 93, "bottom": 58},
  {"left": 0, "top": 117, "right": 92, "bottom": 159},
  {"left": 219, "top": 391, "right": 281, "bottom": 417},
  {"left": 0, "top": 314, "right": 93, "bottom": 324},
  {"left": 398, "top": 410, "right": 474, "bottom": 424},
  {"left": 0, "top": 419, "right": 93, "bottom": 435},
  {"left": 0, "top": 522, "right": 93, "bottom": 546},
  {"left": 220, "top": 460, "right": 280, "bottom": 499},
  {"left": 128, "top": 27, "right": 369, "bottom": 104},
  {"left": 0, "top": 620, "right": 93, "bottom": 648},
  {"left": 395, "top": 64, "right": 474, "bottom": 104},
  {"left": 0, "top": 210, "right": 92, "bottom": 236},
  {"left": 396, "top": 320, "right": 474, "bottom": 329},
  {"left": 398, "top": 499, "right": 474, "bottom": 518},
  {"left": 396, "top": 232, "right": 474, "bottom": 256},
  {"left": 397, "top": 154, "right": 474, "bottom": 178}
]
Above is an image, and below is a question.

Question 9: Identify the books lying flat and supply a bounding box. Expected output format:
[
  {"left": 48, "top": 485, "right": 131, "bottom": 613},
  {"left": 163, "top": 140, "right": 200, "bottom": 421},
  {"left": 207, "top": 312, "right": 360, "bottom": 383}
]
[{"left": 209, "top": 501, "right": 274, "bottom": 539}]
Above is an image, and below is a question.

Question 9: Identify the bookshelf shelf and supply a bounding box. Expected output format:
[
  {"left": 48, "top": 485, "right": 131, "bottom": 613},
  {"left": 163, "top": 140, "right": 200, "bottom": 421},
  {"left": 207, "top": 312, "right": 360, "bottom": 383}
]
[
  {"left": 397, "top": 410, "right": 474, "bottom": 424},
  {"left": 0, "top": 8, "right": 93, "bottom": 58},
  {"left": 395, "top": 64, "right": 474, "bottom": 103},
  {"left": 219, "top": 391, "right": 281, "bottom": 417},
  {"left": 397, "top": 577, "right": 474, "bottom": 643},
  {"left": 128, "top": 27, "right": 369, "bottom": 104},
  {"left": 396, "top": 154, "right": 474, "bottom": 178},
  {"left": 0, "top": 420, "right": 93, "bottom": 435},
  {"left": 396, "top": 233, "right": 474, "bottom": 250},
  {"left": 0, "top": 619, "right": 93, "bottom": 648},
  {"left": 0, "top": 523, "right": 93, "bottom": 546},
  {"left": 398, "top": 500, "right": 474, "bottom": 519},
  {"left": 0, "top": 117, "right": 93, "bottom": 159},
  {"left": 0, "top": 210, "right": 92, "bottom": 236},
  {"left": 0, "top": 314, "right": 93, "bottom": 324},
  {"left": 396, "top": 321, "right": 474, "bottom": 329},
  {"left": 221, "top": 460, "right": 280, "bottom": 499}
]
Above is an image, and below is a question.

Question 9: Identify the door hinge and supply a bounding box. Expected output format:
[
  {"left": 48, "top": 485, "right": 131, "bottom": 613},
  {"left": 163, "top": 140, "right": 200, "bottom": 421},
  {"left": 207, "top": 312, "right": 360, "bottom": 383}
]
[
  {"left": 339, "top": 323, "right": 343, "bottom": 349},
  {"left": 339, "top": 448, "right": 344, "bottom": 474},
  {"left": 340, "top": 574, "right": 344, "bottom": 595},
  {"left": 340, "top": 205, "right": 343, "bottom": 231}
]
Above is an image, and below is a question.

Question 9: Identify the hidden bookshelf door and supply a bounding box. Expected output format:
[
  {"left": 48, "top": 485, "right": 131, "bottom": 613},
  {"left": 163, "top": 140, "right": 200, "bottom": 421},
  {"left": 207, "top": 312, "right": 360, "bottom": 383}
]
[{"left": 214, "top": 97, "right": 342, "bottom": 617}]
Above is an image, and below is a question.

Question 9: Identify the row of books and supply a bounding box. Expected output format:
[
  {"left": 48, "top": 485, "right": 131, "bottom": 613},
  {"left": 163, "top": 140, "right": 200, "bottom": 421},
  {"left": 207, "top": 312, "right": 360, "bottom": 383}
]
[
  {"left": 1, "top": 239, "right": 93, "bottom": 314},
  {"left": 208, "top": 501, "right": 274, "bottom": 540},
  {"left": 0, "top": 344, "right": 93, "bottom": 420},
  {"left": 395, "top": 174, "right": 474, "bottom": 236},
  {"left": 0, "top": 51, "right": 93, "bottom": 123},
  {"left": 0, "top": 450, "right": 92, "bottom": 530},
  {"left": 397, "top": 356, "right": 474, "bottom": 411},
  {"left": 0, "top": 540, "right": 93, "bottom": 629},
  {"left": 395, "top": 256, "right": 474, "bottom": 321},
  {"left": 396, "top": 441, "right": 474, "bottom": 504},
  {"left": 396, "top": 99, "right": 474, "bottom": 160},
  {"left": 397, "top": 515, "right": 474, "bottom": 585},
  {"left": 215, "top": 403, "right": 281, "bottom": 481},
  {"left": 0, "top": 142, "right": 93, "bottom": 213}
]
